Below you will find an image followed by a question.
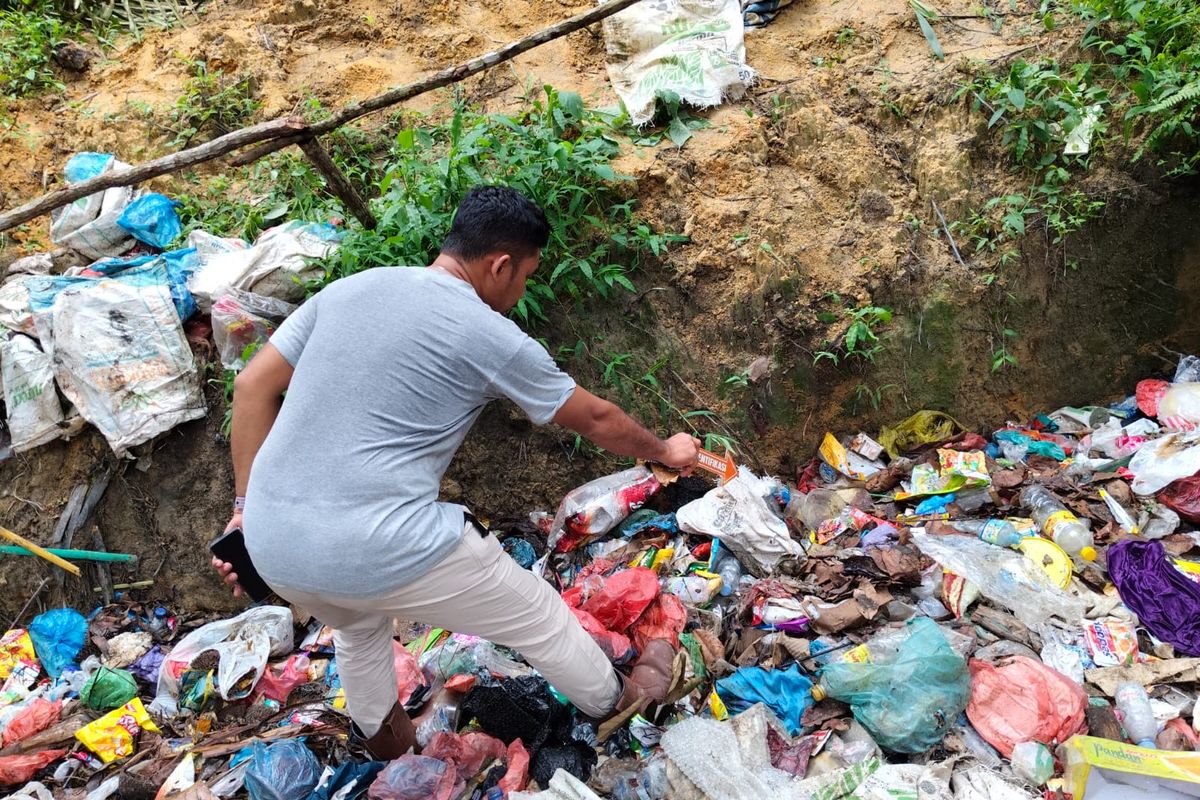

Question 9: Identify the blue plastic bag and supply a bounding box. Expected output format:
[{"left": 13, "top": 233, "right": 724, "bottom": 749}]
[
  {"left": 818, "top": 617, "right": 970, "bottom": 753},
  {"left": 715, "top": 662, "right": 814, "bottom": 735},
  {"left": 310, "top": 760, "right": 385, "bottom": 800},
  {"left": 117, "top": 193, "right": 182, "bottom": 249},
  {"left": 64, "top": 152, "right": 114, "bottom": 183},
  {"left": 244, "top": 740, "right": 321, "bottom": 800},
  {"left": 28, "top": 608, "right": 88, "bottom": 679}
]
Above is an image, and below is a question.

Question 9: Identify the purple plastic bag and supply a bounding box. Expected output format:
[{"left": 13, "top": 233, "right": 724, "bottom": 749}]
[
  {"left": 128, "top": 645, "right": 165, "bottom": 685},
  {"left": 1108, "top": 539, "right": 1200, "bottom": 656}
]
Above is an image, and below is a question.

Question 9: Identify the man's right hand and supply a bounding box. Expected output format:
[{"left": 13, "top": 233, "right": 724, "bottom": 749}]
[
  {"left": 659, "top": 432, "right": 702, "bottom": 474},
  {"left": 211, "top": 512, "right": 245, "bottom": 598}
]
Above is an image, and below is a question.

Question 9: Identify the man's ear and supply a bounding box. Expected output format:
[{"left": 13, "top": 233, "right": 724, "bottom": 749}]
[{"left": 487, "top": 252, "right": 512, "bottom": 279}]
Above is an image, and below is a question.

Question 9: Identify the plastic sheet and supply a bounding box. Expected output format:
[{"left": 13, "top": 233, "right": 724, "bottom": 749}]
[
  {"left": 116, "top": 193, "right": 181, "bottom": 249},
  {"left": 1108, "top": 539, "right": 1200, "bottom": 656},
  {"left": 367, "top": 755, "right": 458, "bottom": 800},
  {"left": 966, "top": 656, "right": 1087, "bottom": 758},
  {"left": 716, "top": 663, "right": 813, "bottom": 735},
  {"left": 80, "top": 667, "right": 138, "bottom": 710},
  {"left": 89, "top": 249, "right": 201, "bottom": 321},
  {"left": 818, "top": 617, "right": 970, "bottom": 753},
  {"left": 28, "top": 609, "right": 87, "bottom": 680},
  {"left": 629, "top": 593, "right": 687, "bottom": 652},
  {"left": 244, "top": 740, "right": 321, "bottom": 800}
]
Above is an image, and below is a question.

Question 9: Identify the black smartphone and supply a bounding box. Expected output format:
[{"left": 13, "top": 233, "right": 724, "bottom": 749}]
[{"left": 209, "top": 527, "right": 274, "bottom": 603}]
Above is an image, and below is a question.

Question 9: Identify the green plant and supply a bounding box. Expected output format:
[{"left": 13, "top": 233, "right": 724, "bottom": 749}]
[
  {"left": 852, "top": 382, "right": 898, "bottom": 412},
  {"left": 168, "top": 58, "right": 260, "bottom": 147},
  {"left": 991, "top": 328, "right": 1019, "bottom": 371},
  {"left": 612, "top": 89, "right": 711, "bottom": 148},
  {"left": 324, "top": 87, "right": 685, "bottom": 326},
  {"left": 0, "top": 3, "right": 70, "bottom": 104},
  {"left": 814, "top": 301, "right": 894, "bottom": 366}
]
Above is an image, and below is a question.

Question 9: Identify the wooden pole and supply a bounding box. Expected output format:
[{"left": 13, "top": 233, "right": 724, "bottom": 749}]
[
  {"left": 0, "top": 0, "right": 645, "bottom": 233},
  {"left": 298, "top": 138, "right": 377, "bottom": 229}
]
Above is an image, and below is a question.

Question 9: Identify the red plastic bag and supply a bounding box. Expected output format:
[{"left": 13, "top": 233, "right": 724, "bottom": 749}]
[
  {"left": 499, "top": 738, "right": 530, "bottom": 794},
  {"left": 253, "top": 654, "right": 310, "bottom": 704},
  {"left": 1137, "top": 379, "right": 1170, "bottom": 417},
  {"left": 367, "top": 754, "right": 459, "bottom": 800},
  {"left": 966, "top": 657, "right": 1087, "bottom": 757},
  {"left": 1, "top": 698, "right": 60, "bottom": 747},
  {"left": 424, "top": 731, "right": 506, "bottom": 779},
  {"left": 581, "top": 568, "right": 659, "bottom": 631},
  {"left": 631, "top": 593, "right": 687, "bottom": 652},
  {"left": 0, "top": 749, "right": 66, "bottom": 786},
  {"left": 571, "top": 608, "right": 633, "bottom": 662},
  {"left": 394, "top": 641, "right": 428, "bottom": 705},
  {"left": 1159, "top": 476, "right": 1200, "bottom": 523}
]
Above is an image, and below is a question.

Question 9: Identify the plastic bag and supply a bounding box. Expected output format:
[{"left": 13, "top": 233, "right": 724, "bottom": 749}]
[
  {"left": 1136, "top": 379, "right": 1200, "bottom": 430},
  {"left": 602, "top": 0, "right": 755, "bottom": 125},
  {"left": 89, "top": 249, "right": 201, "bottom": 321},
  {"left": 818, "top": 617, "right": 970, "bottom": 753},
  {"left": 49, "top": 153, "right": 135, "bottom": 260},
  {"left": 630, "top": 593, "right": 687, "bottom": 653},
  {"left": 878, "top": 410, "right": 963, "bottom": 458},
  {"left": 74, "top": 698, "right": 160, "bottom": 763},
  {"left": 911, "top": 530, "right": 1086, "bottom": 627},
  {"left": 116, "top": 193, "right": 181, "bottom": 249},
  {"left": 0, "top": 699, "right": 59, "bottom": 747},
  {"left": 549, "top": 467, "right": 662, "bottom": 553},
  {"left": 676, "top": 467, "right": 804, "bottom": 575},
  {"left": 367, "top": 755, "right": 459, "bottom": 800},
  {"left": 1129, "top": 430, "right": 1200, "bottom": 495},
  {"left": 0, "top": 255, "right": 52, "bottom": 336},
  {"left": 424, "top": 731, "right": 508, "bottom": 783},
  {"left": 28, "top": 262, "right": 206, "bottom": 455},
  {"left": 128, "top": 645, "right": 164, "bottom": 685},
  {"left": 0, "top": 750, "right": 67, "bottom": 786},
  {"left": 461, "top": 676, "right": 569, "bottom": 752},
  {"left": 1, "top": 334, "right": 67, "bottom": 453},
  {"left": 28, "top": 609, "right": 86, "bottom": 680},
  {"left": 715, "top": 663, "right": 813, "bottom": 735},
  {"left": 581, "top": 568, "right": 659, "bottom": 631},
  {"left": 1158, "top": 475, "right": 1200, "bottom": 523},
  {"left": 311, "top": 761, "right": 386, "bottom": 800},
  {"left": 1108, "top": 539, "right": 1200, "bottom": 656},
  {"left": 966, "top": 656, "right": 1086, "bottom": 758},
  {"left": 1010, "top": 740, "right": 1054, "bottom": 785},
  {"left": 571, "top": 608, "right": 633, "bottom": 662},
  {"left": 244, "top": 740, "right": 321, "bottom": 800},
  {"left": 80, "top": 666, "right": 139, "bottom": 710},
  {"left": 211, "top": 289, "right": 297, "bottom": 370},
  {"left": 151, "top": 605, "right": 293, "bottom": 716},
  {"left": 187, "top": 221, "right": 341, "bottom": 308}
]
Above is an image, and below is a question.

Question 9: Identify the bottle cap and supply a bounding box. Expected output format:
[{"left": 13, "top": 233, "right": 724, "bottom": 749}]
[
  {"left": 810, "top": 684, "right": 827, "bottom": 701},
  {"left": 1080, "top": 546, "right": 1098, "bottom": 561}
]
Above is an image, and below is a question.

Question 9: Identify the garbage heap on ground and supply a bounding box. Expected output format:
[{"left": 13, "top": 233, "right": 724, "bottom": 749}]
[
  {"left": 6, "top": 359, "right": 1200, "bottom": 798},
  {"left": 1, "top": 151, "right": 339, "bottom": 460}
]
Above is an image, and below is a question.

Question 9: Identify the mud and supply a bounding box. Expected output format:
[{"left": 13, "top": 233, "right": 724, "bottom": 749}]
[{"left": 2, "top": 0, "right": 1199, "bottom": 616}]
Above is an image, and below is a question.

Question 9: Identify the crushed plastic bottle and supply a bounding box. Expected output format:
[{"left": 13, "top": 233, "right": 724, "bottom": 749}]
[
  {"left": 1020, "top": 485, "right": 1097, "bottom": 562},
  {"left": 146, "top": 608, "right": 170, "bottom": 643},
  {"left": 715, "top": 557, "right": 742, "bottom": 597},
  {"left": 1114, "top": 681, "right": 1158, "bottom": 748},
  {"left": 549, "top": 467, "right": 662, "bottom": 553},
  {"left": 1010, "top": 740, "right": 1054, "bottom": 785},
  {"left": 951, "top": 519, "right": 1026, "bottom": 549}
]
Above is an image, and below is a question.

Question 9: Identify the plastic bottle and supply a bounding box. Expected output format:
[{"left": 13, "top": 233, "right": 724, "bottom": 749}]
[
  {"left": 147, "top": 607, "right": 170, "bottom": 642},
  {"left": 1114, "top": 681, "right": 1158, "bottom": 748},
  {"left": 715, "top": 557, "right": 742, "bottom": 597},
  {"left": 951, "top": 519, "right": 1026, "bottom": 548},
  {"left": 1020, "top": 485, "right": 1097, "bottom": 562}
]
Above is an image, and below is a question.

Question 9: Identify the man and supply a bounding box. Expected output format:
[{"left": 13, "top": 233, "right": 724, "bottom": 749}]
[{"left": 212, "top": 185, "right": 700, "bottom": 758}]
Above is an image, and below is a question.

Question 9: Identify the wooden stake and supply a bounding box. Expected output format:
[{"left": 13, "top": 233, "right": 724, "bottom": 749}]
[
  {"left": 0, "top": 0, "right": 645, "bottom": 232},
  {"left": 298, "top": 138, "right": 377, "bottom": 229}
]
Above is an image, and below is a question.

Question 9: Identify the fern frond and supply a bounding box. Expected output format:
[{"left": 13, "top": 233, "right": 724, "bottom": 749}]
[{"left": 1144, "top": 80, "right": 1200, "bottom": 114}]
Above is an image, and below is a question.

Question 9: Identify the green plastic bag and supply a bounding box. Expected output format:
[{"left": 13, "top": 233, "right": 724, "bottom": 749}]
[
  {"left": 818, "top": 617, "right": 969, "bottom": 753},
  {"left": 81, "top": 666, "right": 139, "bottom": 710}
]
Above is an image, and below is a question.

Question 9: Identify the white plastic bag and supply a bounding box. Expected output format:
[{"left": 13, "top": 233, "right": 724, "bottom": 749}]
[
  {"left": 49, "top": 154, "right": 136, "bottom": 260},
  {"left": 676, "top": 467, "right": 804, "bottom": 575},
  {"left": 0, "top": 333, "right": 66, "bottom": 452},
  {"left": 211, "top": 288, "right": 297, "bottom": 371},
  {"left": 1129, "top": 430, "right": 1200, "bottom": 495},
  {"left": 549, "top": 466, "right": 662, "bottom": 553},
  {"left": 187, "top": 221, "right": 339, "bottom": 309},
  {"left": 28, "top": 261, "right": 206, "bottom": 456},
  {"left": 150, "top": 605, "right": 293, "bottom": 717},
  {"left": 602, "top": 0, "right": 756, "bottom": 125},
  {"left": 0, "top": 254, "right": 52, "bottom": 336}
]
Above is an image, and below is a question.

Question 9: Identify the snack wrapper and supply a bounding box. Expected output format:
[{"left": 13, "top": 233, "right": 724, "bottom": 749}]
[
  {"left": 75, "top": 697, "right": 161, "bottom": 763},
  {"left": 1082, "top": 619, "right": 1140, "bottom": 666},
  {"left": 0, "top": 630, "right": 36, "bottom": 680}
]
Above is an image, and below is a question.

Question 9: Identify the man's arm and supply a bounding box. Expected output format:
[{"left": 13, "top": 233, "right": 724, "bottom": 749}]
[
  {"left": 553, "top": 386, "right": 699, "bottom": 469},
  {"left": 213, "top": 343, "right": 294, "bottom": 597}
]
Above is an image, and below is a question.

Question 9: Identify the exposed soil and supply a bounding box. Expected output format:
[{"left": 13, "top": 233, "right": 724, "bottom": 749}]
[{"left": 2, "top": 0, "right": 1199, "bottom": 617}]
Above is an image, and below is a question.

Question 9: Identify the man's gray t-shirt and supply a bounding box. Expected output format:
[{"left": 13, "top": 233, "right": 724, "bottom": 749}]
[{"left": 243, "top": 267, "right": 576, "bottom": 598}]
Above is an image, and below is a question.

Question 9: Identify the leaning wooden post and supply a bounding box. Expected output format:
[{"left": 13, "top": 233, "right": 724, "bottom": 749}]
[{"left": 298, "top": 138, "right": 377, "bottom": 229}]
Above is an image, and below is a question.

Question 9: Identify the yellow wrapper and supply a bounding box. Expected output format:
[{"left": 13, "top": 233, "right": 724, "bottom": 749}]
[
  {"left": 1061, "top": 735, "right": 1200, "bottom": 798},
  {"left": 0, "top": 629, "right": 36, "bottom": 680},
  {"left": 75, "top": 697, "right": 161, "bottom": 763},
  {"left": 707, "top": 690, "right": 729, "bottom": 721}
]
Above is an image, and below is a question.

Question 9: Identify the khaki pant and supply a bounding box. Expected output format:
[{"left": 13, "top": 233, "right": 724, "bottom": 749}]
[{"left": 270, "top": 524, "right": 622, "bottom": 736}]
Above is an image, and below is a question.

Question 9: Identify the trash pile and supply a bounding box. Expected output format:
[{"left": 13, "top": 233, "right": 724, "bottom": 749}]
[
  {"left": 0, "top": 151, "right": 339, "bottom": 459},
  {"left": 5, "top": 359, "right": 1200, "bottom": 798}
]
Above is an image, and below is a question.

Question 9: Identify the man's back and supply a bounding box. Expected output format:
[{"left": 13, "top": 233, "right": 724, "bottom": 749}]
[{"left": 243, "top": 267, "right": 575, "bottom": 596}]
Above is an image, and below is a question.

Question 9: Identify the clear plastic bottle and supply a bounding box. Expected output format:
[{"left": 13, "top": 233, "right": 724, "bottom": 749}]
[
  {"left": 715, "top": 557, "right": 742, "bottom": 597},
  {"left": 1020, "top": 485, "right": 1098, "bottom": 562},
  {"left": 1114, "top": 682, "right": 1158, "bottom": 748},
  {"left": 951, "top": 519, "right": 1026, "bottom": 549},
  {"left": 147, "top": 607, "right": 170, "bottom": 642}
]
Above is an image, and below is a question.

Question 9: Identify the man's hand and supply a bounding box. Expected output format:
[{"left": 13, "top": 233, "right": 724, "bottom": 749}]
[
  {"left": 659, "top": 432, "right": 702, "bottom": 474},
  {"left": 211, "top": 512, "right": 245, "bottom": 598}
]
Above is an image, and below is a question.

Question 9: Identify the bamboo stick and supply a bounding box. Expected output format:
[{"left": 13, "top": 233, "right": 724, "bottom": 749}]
[{"left": 0, "top": 526, "right": 82, "bottom": 576}]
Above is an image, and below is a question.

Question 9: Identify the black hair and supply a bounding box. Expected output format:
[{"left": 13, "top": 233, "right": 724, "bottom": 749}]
[{"left": 440, "top": 185, "right": 550, "bottom": 261}]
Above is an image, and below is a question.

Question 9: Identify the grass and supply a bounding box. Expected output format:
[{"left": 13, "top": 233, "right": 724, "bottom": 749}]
[
  {"left": 0, "top": 2, "right": 70, "bottom": 114},
  {"left": 168, "top": 58, "right": 260, "bottom": 147}
]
